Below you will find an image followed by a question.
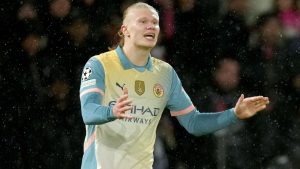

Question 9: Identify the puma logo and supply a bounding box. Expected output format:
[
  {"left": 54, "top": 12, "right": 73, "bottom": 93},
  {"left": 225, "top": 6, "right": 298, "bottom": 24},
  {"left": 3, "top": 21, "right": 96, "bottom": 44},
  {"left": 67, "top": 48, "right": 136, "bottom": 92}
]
[{"left": 116, "top": 82, "right": 125, "bottom": 90}]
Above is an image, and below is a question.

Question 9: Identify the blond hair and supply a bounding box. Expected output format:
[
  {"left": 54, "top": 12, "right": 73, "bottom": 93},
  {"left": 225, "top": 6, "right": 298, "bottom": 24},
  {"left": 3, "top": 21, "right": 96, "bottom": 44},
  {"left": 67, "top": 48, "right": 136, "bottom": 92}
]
[{"left": 122, "top": 2, "right": 158, "bottom": 24}]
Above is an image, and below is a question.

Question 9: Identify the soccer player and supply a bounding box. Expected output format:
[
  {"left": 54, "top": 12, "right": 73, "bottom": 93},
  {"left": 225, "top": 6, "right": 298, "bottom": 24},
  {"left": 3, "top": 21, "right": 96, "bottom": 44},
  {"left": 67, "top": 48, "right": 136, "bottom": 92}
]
[{"left": 79, "top": 2, "right": 269, "bottom": 169}]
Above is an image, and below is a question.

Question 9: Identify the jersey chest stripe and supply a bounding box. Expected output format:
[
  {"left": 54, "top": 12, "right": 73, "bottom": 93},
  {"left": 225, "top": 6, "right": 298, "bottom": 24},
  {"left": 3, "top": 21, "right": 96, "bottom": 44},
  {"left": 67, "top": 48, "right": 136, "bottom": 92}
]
[{"left": 80, "top": 88, "right": 104, "bottom": 98}]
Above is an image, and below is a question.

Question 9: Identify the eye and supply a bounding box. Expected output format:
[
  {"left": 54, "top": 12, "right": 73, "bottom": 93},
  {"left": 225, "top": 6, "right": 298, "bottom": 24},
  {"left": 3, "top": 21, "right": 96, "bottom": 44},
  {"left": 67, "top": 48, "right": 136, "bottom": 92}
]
[{"left": 139, "top": 19, "right": 147, "bottom": 24}]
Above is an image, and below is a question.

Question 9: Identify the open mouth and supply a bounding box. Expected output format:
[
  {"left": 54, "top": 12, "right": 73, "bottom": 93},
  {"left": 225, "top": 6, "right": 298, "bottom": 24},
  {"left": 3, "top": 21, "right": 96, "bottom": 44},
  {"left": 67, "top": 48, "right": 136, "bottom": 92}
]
[{"left": 144, "top": 33, "right": 155, "bottom": 40}]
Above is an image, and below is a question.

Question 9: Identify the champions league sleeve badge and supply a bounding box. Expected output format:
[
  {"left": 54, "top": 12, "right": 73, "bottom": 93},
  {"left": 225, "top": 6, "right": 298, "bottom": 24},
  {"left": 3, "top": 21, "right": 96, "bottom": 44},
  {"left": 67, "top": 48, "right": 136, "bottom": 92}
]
[{"left": 81, "top": 67, "right": 92, "bottom": 81}]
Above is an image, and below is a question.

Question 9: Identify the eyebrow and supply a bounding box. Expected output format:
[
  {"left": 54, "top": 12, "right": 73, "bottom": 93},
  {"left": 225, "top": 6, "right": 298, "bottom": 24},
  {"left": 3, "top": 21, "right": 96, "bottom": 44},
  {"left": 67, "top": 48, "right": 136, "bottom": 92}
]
[{"left": 137, "top": 16, "right": 159, "bottom": 21}]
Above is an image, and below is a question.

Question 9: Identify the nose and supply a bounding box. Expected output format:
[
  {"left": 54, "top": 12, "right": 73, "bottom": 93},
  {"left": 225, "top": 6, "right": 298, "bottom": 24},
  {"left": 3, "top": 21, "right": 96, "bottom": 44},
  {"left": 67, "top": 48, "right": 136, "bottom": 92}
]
[{"left": 146, "top": 24, "right": 155, "bottom": 30}]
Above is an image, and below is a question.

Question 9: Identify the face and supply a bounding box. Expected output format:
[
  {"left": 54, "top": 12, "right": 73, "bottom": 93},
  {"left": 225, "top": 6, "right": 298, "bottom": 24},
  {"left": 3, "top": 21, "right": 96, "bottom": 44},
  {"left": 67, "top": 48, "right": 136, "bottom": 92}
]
[
  {"left": 122, "top": 7, "right": 160, "bottom": 49},
  {"left": 261, "top": 17, "right": 281, "bottom": 44},
  {"left": 215, "top": 59, "right": 240, "bottom": 91},
  {"left": 49, "top": 0, "right": 71, "bottom": 18}
]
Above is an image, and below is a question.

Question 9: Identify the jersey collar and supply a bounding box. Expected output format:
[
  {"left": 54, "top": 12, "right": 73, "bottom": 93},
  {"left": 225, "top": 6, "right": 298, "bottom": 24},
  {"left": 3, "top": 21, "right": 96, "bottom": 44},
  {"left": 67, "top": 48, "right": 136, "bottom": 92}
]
[{"left": 115, "top": 46, "right": 153, "bottom": 72}]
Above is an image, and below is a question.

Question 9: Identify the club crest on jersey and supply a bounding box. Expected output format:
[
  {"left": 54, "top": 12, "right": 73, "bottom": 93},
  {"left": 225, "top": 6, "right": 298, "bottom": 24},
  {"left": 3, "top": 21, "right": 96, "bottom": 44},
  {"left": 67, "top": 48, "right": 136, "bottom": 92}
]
[
  {"left": 81, "top": 67, "right": 92, "bottom": 81},
  {"left": 135, "top": 80, "right": 145, "bottom": 96},
  {"left": 153, "top": 83, "right": 164, "bottom": 98}
]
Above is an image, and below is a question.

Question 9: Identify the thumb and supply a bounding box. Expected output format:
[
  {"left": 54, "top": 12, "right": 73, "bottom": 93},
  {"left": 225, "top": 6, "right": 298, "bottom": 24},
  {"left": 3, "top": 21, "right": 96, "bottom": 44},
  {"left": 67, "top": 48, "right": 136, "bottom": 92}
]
[
  {"left": 236, "top": 94, "right": 244, "bottom": 106},
  {"left": 234, "top": 94, "right": 244, "bottom": 114}
]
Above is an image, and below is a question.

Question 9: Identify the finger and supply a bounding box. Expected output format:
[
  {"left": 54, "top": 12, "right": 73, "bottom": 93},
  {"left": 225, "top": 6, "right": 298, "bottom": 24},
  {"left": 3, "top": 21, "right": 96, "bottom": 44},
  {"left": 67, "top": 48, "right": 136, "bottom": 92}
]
[
  {"left": 123, "top": 87, "right": 128, "bottom": 95},
  {"left": 118, "top": 113, "right": 133, "bottom": 119},
  {"left": 255, "top": 101, "right": 268, "bottom": 107},
  {"left": 118, "top": 100, "right": 132, "bottom": 108},
  {"left": 117, "top": 87, "right": 130, "bottom": 104},
  {"left": 263, "top": 97, "right": 270, "bottom": 102},
  {"left": 253, "top": 98, "right": 270, "bottom": 106},
  {"left": 249, "top": 96, "right": 264, "bottom": 102},
  {"left": 260, "top": 99, "right": 270, "bottom": 105},
  {"left": 255, "top": 104, "right": 267, "bottom": 112},
  {"left": 256, "top": 97, "right": 269, "bottom": 102},
  {"left": 118, "top": 93, "right": 129, "bottom": 103},
  {"left": 119, "top": 105, "right": 132, "bottom": 112},
  {"left": 115, "top": 100, "right": 130, "bottom": 110}
]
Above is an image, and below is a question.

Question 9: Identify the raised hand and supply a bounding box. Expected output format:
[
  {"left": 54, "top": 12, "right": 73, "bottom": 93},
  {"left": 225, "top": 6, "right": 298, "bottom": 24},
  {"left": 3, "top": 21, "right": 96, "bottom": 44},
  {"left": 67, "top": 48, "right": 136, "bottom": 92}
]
[
  {"left": 112, "top": 87, "right": 133, "bottom": 119},
  {"left": 234, "top": 94, "right": 270, "bottom": 119}
]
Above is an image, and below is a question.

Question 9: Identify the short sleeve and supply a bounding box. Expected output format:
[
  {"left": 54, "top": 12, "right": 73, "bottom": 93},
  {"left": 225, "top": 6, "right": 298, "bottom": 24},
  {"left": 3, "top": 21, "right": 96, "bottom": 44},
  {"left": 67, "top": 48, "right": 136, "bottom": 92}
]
[
  {"left": 166, "top": 69, "right": 195, "bottom": 116},
  {"left": 80, "top": 56, "right": 105, "bottom": 97}
]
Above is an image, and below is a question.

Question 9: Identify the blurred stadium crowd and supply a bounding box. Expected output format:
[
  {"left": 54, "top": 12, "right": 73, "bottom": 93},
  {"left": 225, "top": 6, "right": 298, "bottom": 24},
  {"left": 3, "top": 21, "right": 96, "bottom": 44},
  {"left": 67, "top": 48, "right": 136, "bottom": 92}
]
[{"left": 1, "top": 0, "right": 300, "bottom": 168}]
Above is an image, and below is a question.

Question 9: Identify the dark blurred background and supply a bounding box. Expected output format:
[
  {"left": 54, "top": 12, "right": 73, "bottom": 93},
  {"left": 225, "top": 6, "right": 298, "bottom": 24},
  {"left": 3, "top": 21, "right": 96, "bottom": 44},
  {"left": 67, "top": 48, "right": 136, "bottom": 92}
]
[{"left": 1, "top": 0, "right": 300, "bottom": 169}]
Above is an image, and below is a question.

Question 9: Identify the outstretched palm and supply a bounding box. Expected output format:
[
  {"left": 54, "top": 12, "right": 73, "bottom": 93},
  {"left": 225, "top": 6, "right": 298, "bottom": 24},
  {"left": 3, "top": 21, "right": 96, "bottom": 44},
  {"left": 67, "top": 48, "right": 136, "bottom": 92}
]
[{"left": 234, "top": 94, "right": 270, "bottom": 119}]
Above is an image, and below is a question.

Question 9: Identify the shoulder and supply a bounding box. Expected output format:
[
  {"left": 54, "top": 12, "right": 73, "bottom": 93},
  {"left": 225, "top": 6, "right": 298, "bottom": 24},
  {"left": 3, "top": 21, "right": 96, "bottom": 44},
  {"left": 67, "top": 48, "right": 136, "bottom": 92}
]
[
  {"left": 84, "top": 50, "right": 118, "bottom": 68},
  {"left": 84, "top": 55, "right": 99, "bottom": 67},
  {"left": 95, "top": 50, "right": 118, "bottom": 63},
  {"left": 83, "top": 53, "right": 110, "bottom": 74},
  {"left": 152, "top": 57, "right": 174, "bottom": 72}
]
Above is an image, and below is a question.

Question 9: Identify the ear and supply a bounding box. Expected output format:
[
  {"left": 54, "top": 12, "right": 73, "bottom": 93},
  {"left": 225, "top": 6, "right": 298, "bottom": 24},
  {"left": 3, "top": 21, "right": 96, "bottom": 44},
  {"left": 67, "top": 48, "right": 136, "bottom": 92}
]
[{"left": 121, "top": 25, "right": 130, "bottom": 37}]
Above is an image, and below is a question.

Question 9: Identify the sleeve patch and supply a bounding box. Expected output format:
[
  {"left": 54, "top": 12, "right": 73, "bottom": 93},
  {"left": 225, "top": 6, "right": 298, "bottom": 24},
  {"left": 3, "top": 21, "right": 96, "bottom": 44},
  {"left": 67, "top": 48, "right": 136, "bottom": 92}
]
[{"left": 82, "top": 67, "right": 93, "bottom": 81}]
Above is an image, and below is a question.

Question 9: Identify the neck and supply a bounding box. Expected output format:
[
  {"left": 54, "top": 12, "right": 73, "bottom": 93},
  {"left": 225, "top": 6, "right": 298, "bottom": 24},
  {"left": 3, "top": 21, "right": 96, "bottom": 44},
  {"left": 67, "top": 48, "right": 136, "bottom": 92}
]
[{"left": 122, "top": 44, "right": 151, "bottom": 66}]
